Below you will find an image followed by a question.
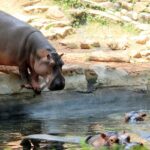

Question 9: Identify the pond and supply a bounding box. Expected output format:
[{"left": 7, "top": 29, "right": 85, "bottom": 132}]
[{"left": 0, "top": 88, "right": 150, "bottom": 149}]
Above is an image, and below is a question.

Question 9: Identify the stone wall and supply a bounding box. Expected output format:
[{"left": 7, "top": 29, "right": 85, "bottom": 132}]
[{"left": 1, "top": 63, "right": 150, "bottom": 94}]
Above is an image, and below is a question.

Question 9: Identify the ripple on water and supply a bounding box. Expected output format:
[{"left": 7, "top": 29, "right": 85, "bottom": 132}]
[{"left": 0, "top": 88, "right": 150, "bottom": 149}]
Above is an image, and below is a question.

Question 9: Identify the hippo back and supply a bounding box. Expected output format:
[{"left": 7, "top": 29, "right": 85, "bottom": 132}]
[{"left": 0, "top": 11, "right": 38, "bottom": 65}]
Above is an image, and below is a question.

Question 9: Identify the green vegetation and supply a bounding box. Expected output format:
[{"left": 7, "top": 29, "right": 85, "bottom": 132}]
[
  {"left": 54, "top": 0, "right": 84, "bottom": 8},
  {"left": 54, "top": 0, "right": 139, "bottom": 35},
  {"left": 121, "top": 23, "right": 140, "bottom": 35}
]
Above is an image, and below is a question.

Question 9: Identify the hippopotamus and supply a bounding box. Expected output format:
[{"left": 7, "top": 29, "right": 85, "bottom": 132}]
[
  {"left": 86, "top": 131, "right": 145, "bottom": 150},
  {"left": 0, "top": 11, "right": 65, "bottom": 93},
  {"left": 85, "top": 131, "right": 119, "bottom": 149},
  {"left": 125, "top": 111, "right": 147, "bottom": 123}
]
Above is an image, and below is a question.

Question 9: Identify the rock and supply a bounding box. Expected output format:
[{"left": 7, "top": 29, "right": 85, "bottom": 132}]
[
  {"left": 81, "top": 0, "right": 114, "bottom": 9},
  {"left": 90, "top": 65, "right": 130, "bottom": 87},
  {"left": 95, "top": 2, "right": 114, "bottom": 9},
  {"left": 69, "top": 8, "right": 86, "bottom": 17},
  {"left": 80, "top": 42, "right": 90, "bottom": 49},
  {"left": 114, "top": 2, "right": 121, "bottom": 10},
  {"left": 30, "top": 20, "right": 48, "bottom": 29},
  {"left": 85, "top": 69, "right": 98, "bottom": 92},
  {"left": 133, "top": 2, "right": 149, "bottom": 12},
  {"left": 134, "top": 23, "right": 150, "bottom": 31},
  {"left": 45, "top": 20, "right": 71, "bottom": 28},
  {"left": 140, "top": 30, "right": 150, "bottom": 36},
  {"left": 13, "top": 14, "right": 37, "bottom": 23},
  {"left": 89, "top": 51, "right": 130, "bottom": 63},
  {"left": 21, "top": 0, "right": 41, "bottom": 7},
  {"left": 45, "top": 26, "right": 74, "bottom": 40},
  {"left": 120, "top": 15, "right": 133, "bottom": 22},
  {"left": 131, "top": 35, "right": 149, "bottom": 45},
  {"left": 46, "top": 6, "right": 66, "bottom": 21},
  {"left": 60, "top": 40, "right": 79, "bottom": 49},
  {"left": 88, "top": 9, "right": 121, "bottom": 23},
  {"left": 127, "top": 11, "right": 138, "bottom": 21},
  {"left": 62, "top": 64, "right": 87, "bottom": 91},
  {"left": 140, "top": 50, "right": 150, "bottom": 57},
  {"left": 120, "top": 1, "right": 133, "bottom": 11},
  {"left": 129, "top": 50, "right": 142, "bottom": 58},
  {"left": 80, "top": 39, "right": 100, "bottom": 49},
  {"left": 0, "top": 72, "right": 32, "bottom": 94},
  {"left": 24, "top": 5, "right": 49, "bottom": 13},
  {"left": 120, "top": 9, "right": 128, "bottom": 15},
  {"left": 146, "top": 41, "right": 150, "bottom": 49},
  {"left": 139, "top": 13, "right": 150, "bottom": 23},
  {"left": 107, "top": 38, "right": 129, "bottom": 50}
]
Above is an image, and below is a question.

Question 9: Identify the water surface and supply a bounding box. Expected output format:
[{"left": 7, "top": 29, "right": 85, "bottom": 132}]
[{"left": 0, "top": 88, "right": 150, "bottom": 149}]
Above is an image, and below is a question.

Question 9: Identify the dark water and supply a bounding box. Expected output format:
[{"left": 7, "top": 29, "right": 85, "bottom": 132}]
[{"left": 0, "top": 88, "right": 150, "bottom": 149}]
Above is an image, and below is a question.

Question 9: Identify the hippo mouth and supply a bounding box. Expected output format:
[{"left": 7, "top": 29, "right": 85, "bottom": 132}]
[{"left": 40, "top": 75, "right": 65, "bottom": 91}]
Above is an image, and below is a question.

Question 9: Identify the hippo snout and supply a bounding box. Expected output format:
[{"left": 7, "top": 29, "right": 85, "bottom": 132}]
[{"left": 49, "top": 76, "right": 65, "bottom": 91}]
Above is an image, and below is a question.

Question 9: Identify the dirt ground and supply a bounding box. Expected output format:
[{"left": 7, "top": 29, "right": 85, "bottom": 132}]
[{"left": 0, "top": 0, "right": 150, "bottom": 74}]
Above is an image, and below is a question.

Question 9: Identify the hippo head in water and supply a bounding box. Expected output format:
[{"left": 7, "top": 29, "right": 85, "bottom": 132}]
[
  {"left": 124, "top": 111, "right": 147, "bottom": 123},
  {"left": 32, "top": 49, "right": 65, "bottom": 91}
]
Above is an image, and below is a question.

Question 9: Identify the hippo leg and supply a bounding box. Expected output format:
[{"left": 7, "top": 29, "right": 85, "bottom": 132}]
[
  {"left": 19, "top": 65, "right": 32, "bottom": 89},
  {"left": 30, "top": 70, "right": 41, "bottom": 94}
]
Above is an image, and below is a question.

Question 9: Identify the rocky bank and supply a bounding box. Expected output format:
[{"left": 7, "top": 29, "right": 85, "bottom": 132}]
[{"left": 0, "top": 0, "right": 150, "bottom": 94}]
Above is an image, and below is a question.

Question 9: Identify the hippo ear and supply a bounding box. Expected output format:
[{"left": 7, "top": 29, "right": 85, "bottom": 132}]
[
  {"left": 101, "top": 133, "right": 107, "bottom": 139},
  {"left": 47, "top": 54, "right": 51, "bottom": 60}
]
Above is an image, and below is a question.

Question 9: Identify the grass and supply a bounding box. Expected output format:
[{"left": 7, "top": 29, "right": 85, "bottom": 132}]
[{"left": 54, "top": 0, "right": 84, "bottom": 9}]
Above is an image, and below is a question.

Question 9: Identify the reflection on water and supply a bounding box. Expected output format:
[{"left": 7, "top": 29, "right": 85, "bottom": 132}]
[{"left": 0, "top": 88, "right": 150, "bottom": 149}]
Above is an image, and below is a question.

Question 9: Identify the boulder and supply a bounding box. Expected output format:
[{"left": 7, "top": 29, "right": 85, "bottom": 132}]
[
  {"left": 146, "top": 41, "right": 150, "bottom": 49},
  {"left": 133, "top": 2, "right": 149, "bottom": 12},
  {"left": 131, "top": 35, "right": 149, "bottom": 45},
  {"left": 140, "top": 30, "right": 150, "bottom": 36},
  {"left": 62, "top": 64, "right": 87, "bottom": 91},
  {"left": 13, "top": 14, "right": 37, "bottom": 23},
  {"left": 89, "top": 51, "right": 130, "bottom": 63},
  {"left": 60, "top": 40, "right": 79, "bottom": 49},
  {"left": 80, "top": 39, "right": 100, "bottom": 49},
  {"left": 21, "top": 0, "right": 41, "bottom": 7},
  {"left": 69, "top": 8, "right": 86, "bottom": 17},
  {"left": 87, "top": 9, "right": 121, "bottom": 23},
  {"left": 120, "top": 1, "right": 133, "bottom": 11},
  {"left": 140, "top": 50, "right": 150, "bottom": 57},
  {"left": 44, "top": 26, "right": 74, "bottom": 40},
  {"left": 129, "top": 50, "right": 142, "bottom": 58},
  {"left": 24, "top": 5, "right": 49, "bottom": 13},
  {"left": 127, "top": 11, "right": 138, "bottom": 21},
  {"left": 139, "top": 13, "right": 150, "bottom": 23},
  {"left": 0, "top": 72, "right": 32, "bottom": 94},
  {"left": 45, "top": 20, "right": 71, "bottom": 28},
  {"left": 81, "top": 0, "right": 114, "bottom": 9},
  {"left": 107, "top": 38, "right": 129, "bottom": 50},
  {"left": 134, "top": 22, "right": 150, "bottom": 31},
  {"left": 46, "top": 6, "right": 66, "bottom": 21}
]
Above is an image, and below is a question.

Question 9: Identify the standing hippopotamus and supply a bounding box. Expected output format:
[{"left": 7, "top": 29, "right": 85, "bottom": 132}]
[{"left": 0, "top": 11, "right": 65, "bottom": 93}]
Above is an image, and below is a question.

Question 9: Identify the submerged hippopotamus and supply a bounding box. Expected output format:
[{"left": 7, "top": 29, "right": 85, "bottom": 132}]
[
  {"left": 85, "top": 131, "right": 119, "bottom": 149},
  {"left": 0, "top": 11, "right": 65, "bottom": 93},
  {"left": 86, "top": 131, "right": 144, "bottom": 150},
  {"left": 125, "top": 111, "right": 147, "bottom": 123}
]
